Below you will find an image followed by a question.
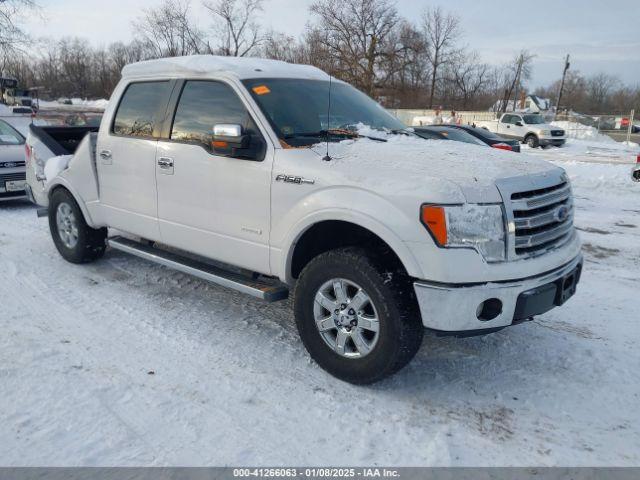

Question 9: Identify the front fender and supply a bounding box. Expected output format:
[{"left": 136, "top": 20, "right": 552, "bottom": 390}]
[{"left": 271, "top": 186, "right": 427, "bottom": 283}]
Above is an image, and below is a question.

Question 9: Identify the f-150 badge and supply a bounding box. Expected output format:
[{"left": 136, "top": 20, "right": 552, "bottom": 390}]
[{"left": 275, "top": 174, "right": 315, "bottom": 185}]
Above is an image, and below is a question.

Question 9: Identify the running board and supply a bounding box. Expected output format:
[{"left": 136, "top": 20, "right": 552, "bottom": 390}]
[{"left": 107, "top": 236, "right": 289, "bottom": 302}]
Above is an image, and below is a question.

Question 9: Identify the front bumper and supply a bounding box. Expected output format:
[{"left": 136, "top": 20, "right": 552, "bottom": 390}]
[
  {"left": 414, "top": 254, "right": 583, "bottom": 333},
  {"left": 0, "top": 192, "right": 27, "bottom": 201},
  {"left": 539, "top": 137, "right": 566, "bottom": 147}
]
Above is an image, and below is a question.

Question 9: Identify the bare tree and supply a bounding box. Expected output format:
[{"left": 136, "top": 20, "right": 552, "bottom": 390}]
[
  {"left": 57, "top": 38, "right": 93, "bottom": 97},
  {"left": 0, "top": 0, "right": 38, "bottom": 68},
  {"left": 309, "top": 0, "right": 399, "bottom": 96},
  {"left": 587, "top": 72, "right": 620, "bottom": 112},
  {"left": 447, "top": 52, "right": 490, "bottom": 109},
  {"left": 378, "top": 21, "right": 429, "bottom": 107},
  {"left": 422, "top": 6, "right": 461, "bottom": 108},
  {"left": 204, "top": 0, "right": 264, "bottom": 57},
  {"left": 133, "top": 0, "right": 206, "bottom": 58},
  {"left": 261, "top": 31, "right": 309, "bottom": 64},
  {"left": 499, "top": 49, "right": 535, "bottom": 113}
]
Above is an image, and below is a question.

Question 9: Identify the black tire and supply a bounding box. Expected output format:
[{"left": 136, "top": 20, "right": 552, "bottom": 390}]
[
  {"left": 294, "top": 247, "right": 423, "bottom": 384},
  {"left": 49, "top": 188, "right": 107, "bottom": 264},
  {"left": 525, "top": 134, "right": 539, "bottom": 148}
]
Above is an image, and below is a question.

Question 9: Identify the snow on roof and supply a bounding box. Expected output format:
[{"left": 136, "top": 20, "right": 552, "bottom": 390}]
[
  {"left": 530, "top": 95, "right": 551, "bottom": 110},
  {"left": 121, "top": 55, "right": 330, "bottom": 81}
]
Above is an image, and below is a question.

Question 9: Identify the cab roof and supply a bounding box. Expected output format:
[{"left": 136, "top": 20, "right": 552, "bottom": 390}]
[{"left": 121, "top": 55, "right": 330, "bottom": 81}]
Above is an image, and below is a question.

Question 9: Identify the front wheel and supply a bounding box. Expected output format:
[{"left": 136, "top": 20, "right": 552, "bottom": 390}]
[
  {"left": 294, "top": 247, "right": 423, "bottom": 384},
  {"left": 525, "top": 134, "right": 539, "bottom": 148},
  {"left": 49, "top": 188, "right": 107, "bottom": 264}
]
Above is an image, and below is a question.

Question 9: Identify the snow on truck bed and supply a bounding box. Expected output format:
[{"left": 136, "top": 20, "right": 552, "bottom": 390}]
[{"left": 1, "top": 154, "right": 639, "bottom": 465}]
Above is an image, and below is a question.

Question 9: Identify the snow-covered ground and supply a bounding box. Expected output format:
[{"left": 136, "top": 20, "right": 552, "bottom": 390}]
[
  {"left": 1, "top": 152, "right": 639, "bottom": 466},
  {"left": 523, "top": 135, "right": 639, "bottom": 165}
]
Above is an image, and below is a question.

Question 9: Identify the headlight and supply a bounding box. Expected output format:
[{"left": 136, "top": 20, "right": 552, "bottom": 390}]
[
  {"left": 539, "top": 129, "right": 550, "bottom": 136},
  {"left": 420, "top": 204, "right": 506, "bottom": 262}
]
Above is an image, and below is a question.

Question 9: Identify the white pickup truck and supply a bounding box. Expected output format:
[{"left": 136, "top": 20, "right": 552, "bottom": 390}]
[
  {"left": 478, "top": 113, "right": 567, "bottom": 148},
  {"left": 25, "top": 56, "right": 582, "bottom": 384}
]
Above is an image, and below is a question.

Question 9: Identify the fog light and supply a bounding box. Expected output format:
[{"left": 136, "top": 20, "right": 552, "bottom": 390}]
[{"left": 476, "top": 298, "right": 503, "bottom": 321}]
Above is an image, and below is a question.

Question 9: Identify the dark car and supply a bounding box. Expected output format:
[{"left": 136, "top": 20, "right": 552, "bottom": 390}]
[
  {"left": 413, "top": 126, "right": 489, "bottom": 146},
  {"left": 449, "top": 124, "right": 521, "bottom": 152}
]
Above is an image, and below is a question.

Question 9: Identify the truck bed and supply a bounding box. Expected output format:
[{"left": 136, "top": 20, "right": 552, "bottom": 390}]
[{"left": 28, "top": 125, "right": 99, "bottom": 156}]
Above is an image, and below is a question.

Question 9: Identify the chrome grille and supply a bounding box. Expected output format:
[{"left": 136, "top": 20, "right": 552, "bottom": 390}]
[
  {"left": 510, "top": 181, "right": 573, "bottom": 256},
  {"left": 0, "top": 172, "right": 26, "bottom": 183},
  {"left": 551, "top": 130, "right": 565, "bottom": 137}
]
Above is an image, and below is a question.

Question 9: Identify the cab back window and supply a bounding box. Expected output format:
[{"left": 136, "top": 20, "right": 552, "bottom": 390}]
[{"left": 113, "top": 81, "right": 172, "bottom": 138}]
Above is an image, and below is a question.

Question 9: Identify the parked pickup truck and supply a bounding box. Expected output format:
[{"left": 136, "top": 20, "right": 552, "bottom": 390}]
[
  {"left": 478, "top": 113, "right": 567, "bottom": 148},
  {"left": 25, "top": 55, "right": 583, "bottom": 384}
]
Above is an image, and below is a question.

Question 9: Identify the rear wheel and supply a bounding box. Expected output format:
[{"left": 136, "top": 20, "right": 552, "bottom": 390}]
[
  {"left": 49, "top": 188, "right": 107, "bottom": 264},
  {"left": 294, "top": 247, "right": 423, "bottom": 384}
]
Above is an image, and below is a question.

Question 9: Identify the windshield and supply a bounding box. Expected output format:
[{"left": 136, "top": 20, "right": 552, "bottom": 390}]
[
  {"left": 523, "top": 114, "right": 545, "bottom": 125},
  {"left": 0, "top": 120, "right": 24, "bottom": 145},
  {"left": 242, "top": 78, "right": 405, "bottom": 145},
  {"left": 424, "top": 127, "right": 486, "bottom": 146},
  {"left": 466, "top": 126, "right": 503, "bottom": 140}
]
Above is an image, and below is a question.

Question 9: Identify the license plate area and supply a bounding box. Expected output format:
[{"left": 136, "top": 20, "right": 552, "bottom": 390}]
[{"left": 5, "top": 180, "right": 26, "bottom": 192}]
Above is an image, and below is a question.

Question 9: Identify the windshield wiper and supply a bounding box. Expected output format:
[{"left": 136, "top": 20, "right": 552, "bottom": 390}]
[
  {"left": 284, "top": 129, "right": 387, "bottom": 142},
  {"left": 389, "top": 128, "right": 416, "bottom": 136},
  {"left": 285, "top": 129, "right": 357, "bottom": 139}
]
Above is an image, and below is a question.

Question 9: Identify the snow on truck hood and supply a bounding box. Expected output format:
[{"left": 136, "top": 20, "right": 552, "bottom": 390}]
[{"left": 311, "top": 133, "right": 564, "bottom": 204}]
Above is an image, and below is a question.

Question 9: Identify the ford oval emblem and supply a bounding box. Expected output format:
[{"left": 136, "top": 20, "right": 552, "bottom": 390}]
[
  {"left": 1, "top": 162, "right": 17, "bottom": 168},
  {"left": 555, "top": 205, "right": 569, "bottom": 222}
]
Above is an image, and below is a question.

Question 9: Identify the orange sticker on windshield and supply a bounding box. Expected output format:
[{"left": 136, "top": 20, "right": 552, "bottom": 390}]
[{"left": 252, "top": 85, "right": 271, "bottom": 95}]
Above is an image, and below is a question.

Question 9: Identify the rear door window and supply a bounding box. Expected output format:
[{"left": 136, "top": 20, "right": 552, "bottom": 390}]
[{"left": 112, "top": 81, "right": 172, "bottom": 138}]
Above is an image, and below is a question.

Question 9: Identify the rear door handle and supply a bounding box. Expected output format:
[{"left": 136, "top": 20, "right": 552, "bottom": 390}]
[
  {"left": 157, "top": 157, "right": 174, "bottom": 174},
  {"left": 99, "top": 150, "right": 112, "bottom": 164}
]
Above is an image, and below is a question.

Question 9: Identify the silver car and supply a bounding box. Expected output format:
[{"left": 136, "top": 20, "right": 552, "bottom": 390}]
[{"left": 0, "top": 119, "right": 27, "bottom": 201}]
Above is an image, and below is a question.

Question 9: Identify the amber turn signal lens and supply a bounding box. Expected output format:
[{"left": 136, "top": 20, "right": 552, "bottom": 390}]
[
  {"left": 420, "top": 205, "right": 447, "bottom": 246},
  {"left": 212, "top": 140, "right": 228, "bottom": 149}
]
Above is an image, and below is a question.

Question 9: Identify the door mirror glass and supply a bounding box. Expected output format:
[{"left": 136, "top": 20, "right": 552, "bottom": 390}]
[
  {"left": 515, "top": 121, "right": 524, "bottom": 127},
  {"left": 212, "top": 123, "right": 251, "bottom": 156},
  {"left": 213, "top": 124, "right": 242, "bottom": 138}
]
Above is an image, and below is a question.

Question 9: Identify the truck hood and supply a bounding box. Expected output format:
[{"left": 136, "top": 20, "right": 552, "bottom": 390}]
[
  {"left": 310, "top": 134, "right": 564, "bottom": 203},
  {"left": 528, "top": 122, "right": 559, "bottom": 131},
  {"left": 0, "top": 144, "right": 26, "bottom": 165}
]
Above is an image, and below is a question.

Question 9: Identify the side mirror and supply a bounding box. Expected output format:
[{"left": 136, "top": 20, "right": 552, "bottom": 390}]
[
  {"left": 212, "top": 124, "right": 250, "bottom": 155},
  {"left": 515, "top": 121, "right": 524, "bottom": 127},
  {"left": 632, "top": 164, "right": 640, "bottom": 182}
]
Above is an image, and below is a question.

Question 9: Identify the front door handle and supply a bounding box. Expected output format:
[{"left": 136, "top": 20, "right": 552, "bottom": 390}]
[
  {"left": 157, "top": 157, "right": 174, "bottom": 175},
  {"left": 99, "top": 150, "right": 112, "bottom": 164}
]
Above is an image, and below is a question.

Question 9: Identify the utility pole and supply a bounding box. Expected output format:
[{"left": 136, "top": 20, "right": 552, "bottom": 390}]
[{"left": 555, "top": 54, "right": 570, "bottom": 118}]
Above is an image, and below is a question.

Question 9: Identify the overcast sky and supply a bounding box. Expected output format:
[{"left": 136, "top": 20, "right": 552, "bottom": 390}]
[{"left": 22, "top": 0, "right": 640, "bottom": 89}]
